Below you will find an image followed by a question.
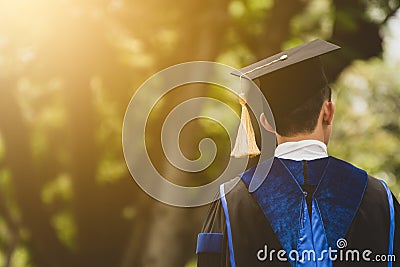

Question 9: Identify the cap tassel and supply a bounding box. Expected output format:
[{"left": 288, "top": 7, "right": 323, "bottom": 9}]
[{"left": 230, "top": 93, "right": 261, "bottom": 158}]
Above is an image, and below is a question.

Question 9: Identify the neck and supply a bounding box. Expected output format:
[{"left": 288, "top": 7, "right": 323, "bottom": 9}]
[{"left": 276, "top": 129, "right": 326, "bottom": 145}]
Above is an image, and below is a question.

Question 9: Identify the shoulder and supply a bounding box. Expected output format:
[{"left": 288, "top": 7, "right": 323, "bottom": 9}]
[
  {"left": 221, "top": 176, "right": 248, "bottom": 200},
  {"left": 331, "top": 156, "right": 391, "bottom": 202},
  {"left": 363, "top": 175, "right": 392, "bottom": 207},
  {"left": 330, "top": 157, "right": 386, "bottom": 191},
  {"left": 328, "top": 156, "right": 367, "bottom": 176},
  {"left": 221, "top": 157, "right": 274, "bottom": 193},
  {"left": 219, "top": 174, "right": 259, "bottom": 211}
]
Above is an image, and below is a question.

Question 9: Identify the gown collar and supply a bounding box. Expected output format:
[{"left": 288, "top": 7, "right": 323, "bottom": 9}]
[{"left": 275, "top": 140, "right": 328, "bottom": 161}]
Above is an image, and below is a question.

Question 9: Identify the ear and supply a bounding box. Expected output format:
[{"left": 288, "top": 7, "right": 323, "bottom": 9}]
[
  {"left": 260, "top": 113, "right": 276, "bottom": 133},
  {"left": 322, "top": 101, "right": 335, "bottom": 125}
]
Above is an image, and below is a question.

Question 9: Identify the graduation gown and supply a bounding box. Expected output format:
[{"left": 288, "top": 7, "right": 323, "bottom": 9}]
[{"left": 196, "top": 156, "right": 400, "bottom": 266}]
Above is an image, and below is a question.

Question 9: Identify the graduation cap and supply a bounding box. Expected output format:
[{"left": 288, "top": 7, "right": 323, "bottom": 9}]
[{"left": 230, "top": 39, "right": 341, "bottom": 158}]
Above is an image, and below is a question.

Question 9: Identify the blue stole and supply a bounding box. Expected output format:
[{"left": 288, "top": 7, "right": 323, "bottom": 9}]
[{"left": 240, "top": 156, "right": 368, "bottom": 266}]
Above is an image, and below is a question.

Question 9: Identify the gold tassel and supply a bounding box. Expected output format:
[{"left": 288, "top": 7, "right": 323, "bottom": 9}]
[{"left": 230, "top": 93, "right": 261, "bottom": 158}]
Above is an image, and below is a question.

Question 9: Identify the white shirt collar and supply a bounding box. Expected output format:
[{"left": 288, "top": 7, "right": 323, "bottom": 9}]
[{"left": 274, "top": 140, "right": 328, "bottom": 161}]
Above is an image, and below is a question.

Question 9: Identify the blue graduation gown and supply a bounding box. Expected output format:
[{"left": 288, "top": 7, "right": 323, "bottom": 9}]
[{"left": 196, "top": 156, "right": 400, "bottom": 266}]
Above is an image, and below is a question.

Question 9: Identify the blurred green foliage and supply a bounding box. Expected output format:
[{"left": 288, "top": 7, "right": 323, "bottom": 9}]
[{"left": 331, "top": 57, "right": 400, "bottom": 196}]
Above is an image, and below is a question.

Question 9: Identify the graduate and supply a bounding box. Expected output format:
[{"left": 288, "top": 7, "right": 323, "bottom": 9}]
[{"left": 196, "top": 39, "right": 400, "bottom": 267}]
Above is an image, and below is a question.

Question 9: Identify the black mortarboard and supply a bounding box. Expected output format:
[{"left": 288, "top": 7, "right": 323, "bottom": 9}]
[
  {"left": 232, "top": 39, "right": 340, "bottom": 118},
  {"left": 230, "top": 39, "right": 340, "bottom": 158}
]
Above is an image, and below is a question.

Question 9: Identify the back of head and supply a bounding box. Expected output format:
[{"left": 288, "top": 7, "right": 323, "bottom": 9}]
[
  {"left": 257, "top": 55, "right": 333, "bottom": 136},
  {"left": 272, "top": 85, "right": 331, "bottom": 136}
]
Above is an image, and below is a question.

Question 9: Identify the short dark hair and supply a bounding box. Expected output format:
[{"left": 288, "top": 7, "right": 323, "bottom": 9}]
[{"left": 274, "top": 86, "right": 331, "bottom": 137}]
